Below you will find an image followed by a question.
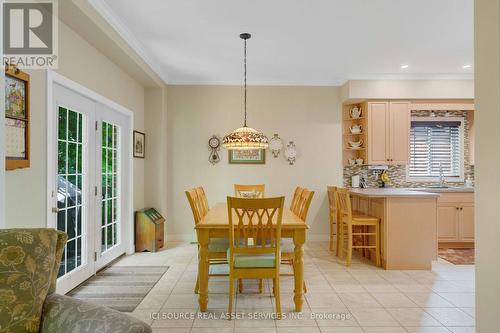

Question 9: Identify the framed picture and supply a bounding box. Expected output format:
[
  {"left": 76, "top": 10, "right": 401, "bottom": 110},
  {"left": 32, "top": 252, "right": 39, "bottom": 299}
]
[
  {"left": 5, "top": 64, "right": 30, "bottom": 170},
  {"left": 229, "top": 149, "right": 266, "bottom": 164},
  {"left": 133, "top": 130, "right": 145, "bottom": 158}
]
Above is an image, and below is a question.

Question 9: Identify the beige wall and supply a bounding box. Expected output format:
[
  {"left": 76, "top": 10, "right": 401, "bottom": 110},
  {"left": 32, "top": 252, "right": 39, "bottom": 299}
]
[
  {"left": 475, "top": 0, "right": 500, "bottom": 331},
  {"left": 166, "top": 85, "right": 343, "bottom": 240},
  {"left": 342, "top": 80, "right": 474, "bottom": 101},
  {"left": 144, "top": 87, "right": 168, "bottom": 217},
  {"left": 4, "top": 21, "right": 146, "bottom": 227}
]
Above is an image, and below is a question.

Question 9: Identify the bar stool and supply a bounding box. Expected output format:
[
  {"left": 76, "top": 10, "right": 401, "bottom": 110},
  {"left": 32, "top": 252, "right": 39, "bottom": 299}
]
[{"left": 335, "top": 188, "right": 381, "bottom": 267}]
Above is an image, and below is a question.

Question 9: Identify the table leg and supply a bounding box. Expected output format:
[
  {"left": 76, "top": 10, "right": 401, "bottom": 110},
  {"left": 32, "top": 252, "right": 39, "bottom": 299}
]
[
  {"left": 293, "top": 230, "right": 306, "bottom": 312},
  {"left": 197, "top": 230, "right": 209, "bottom": 311}
]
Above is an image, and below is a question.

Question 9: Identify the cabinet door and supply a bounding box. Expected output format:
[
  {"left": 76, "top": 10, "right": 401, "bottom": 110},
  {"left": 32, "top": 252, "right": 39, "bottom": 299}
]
[
  {"left": 389, "top": 101, "right": 410, "bottom": 164},
  {"left": 460, "top": 204, "right": 475, "bottom": 242},
  {"left": 437, "top": 205, "right": 460, "bottom": 242},
  {"left": 368, "top": 102, "right": 389, "bottom": 164}
]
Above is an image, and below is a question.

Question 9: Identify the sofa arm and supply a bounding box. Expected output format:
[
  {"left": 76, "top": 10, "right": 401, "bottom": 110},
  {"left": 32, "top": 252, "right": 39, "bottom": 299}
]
[{"left": 40, "top": 293, "right": 152, "bottom": 333}]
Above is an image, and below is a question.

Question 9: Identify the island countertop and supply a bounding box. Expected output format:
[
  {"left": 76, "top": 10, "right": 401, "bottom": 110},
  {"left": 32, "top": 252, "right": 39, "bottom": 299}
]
[{"left": 349, "top": 188, "right": 440, "bottom": 198}]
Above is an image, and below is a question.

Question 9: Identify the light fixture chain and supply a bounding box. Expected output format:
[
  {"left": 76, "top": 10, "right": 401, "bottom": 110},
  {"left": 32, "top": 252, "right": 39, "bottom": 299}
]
[{"left": 244, "top": 37, "right": 247, "bottom": 127}]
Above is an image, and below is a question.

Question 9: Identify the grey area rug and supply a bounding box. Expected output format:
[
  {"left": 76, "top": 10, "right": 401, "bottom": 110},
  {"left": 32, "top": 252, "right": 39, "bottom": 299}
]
[{"left": 67, "top": 266, "right": 169, "bottom": 312}]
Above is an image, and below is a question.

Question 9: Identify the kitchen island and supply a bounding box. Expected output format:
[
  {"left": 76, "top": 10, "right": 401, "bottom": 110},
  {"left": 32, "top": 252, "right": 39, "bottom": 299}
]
[{"left": 349, "top": 188, "right": 440, "bottom": 270}]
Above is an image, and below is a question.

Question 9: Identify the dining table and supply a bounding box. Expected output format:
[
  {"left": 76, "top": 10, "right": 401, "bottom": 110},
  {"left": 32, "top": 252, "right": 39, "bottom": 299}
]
[{"left": 195, "top": 202, "right": 309, "bottom": 312}]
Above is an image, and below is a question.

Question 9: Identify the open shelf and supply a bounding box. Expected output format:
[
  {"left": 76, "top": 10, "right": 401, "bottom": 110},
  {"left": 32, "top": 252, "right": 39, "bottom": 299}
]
[{"left": 342, "top": 102, "right": 368, "bottom": 166}]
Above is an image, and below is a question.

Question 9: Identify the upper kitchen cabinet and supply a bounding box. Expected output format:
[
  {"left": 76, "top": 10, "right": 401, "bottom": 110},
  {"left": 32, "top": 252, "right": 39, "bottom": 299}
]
[{"left": 367, "top": 101, "right": 410, "bottom": 165}]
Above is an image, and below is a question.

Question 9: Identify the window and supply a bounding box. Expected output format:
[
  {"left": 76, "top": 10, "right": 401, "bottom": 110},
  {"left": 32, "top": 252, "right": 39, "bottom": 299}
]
[{"left": 408, "top": 117, "right": 464, "bottom": 181}]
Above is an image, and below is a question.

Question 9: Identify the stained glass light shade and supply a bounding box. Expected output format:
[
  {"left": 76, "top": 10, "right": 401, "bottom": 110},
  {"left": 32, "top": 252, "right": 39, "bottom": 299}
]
[{"left": 222, "top": 126, "right": 269, "bottom": 150}]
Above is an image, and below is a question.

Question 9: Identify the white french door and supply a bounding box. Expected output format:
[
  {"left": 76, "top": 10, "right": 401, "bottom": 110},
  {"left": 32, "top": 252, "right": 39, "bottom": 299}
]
[
  {"left": 49, "top": 80, "right": 132, "bottom": 294},
  {"left": 50, "top": 84, "right": 95, "bottom": 294},
  {"left": 95, "top": 104, "right": 131, "bottom": 270}
]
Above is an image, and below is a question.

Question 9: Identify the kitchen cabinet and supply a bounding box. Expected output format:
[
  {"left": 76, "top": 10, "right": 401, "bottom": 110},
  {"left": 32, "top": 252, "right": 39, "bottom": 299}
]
[
  {"left": 460, "top": 204, "right": 475, "bottom": 241},
  {"left": 437, "top": 193, "right": 474, "bottom": 246},
  {"left": 367, "top": 101, "right": 410, "bottom": 165},
  {"left": 437, "top": 204, "right": 460, "bottom": 242}
]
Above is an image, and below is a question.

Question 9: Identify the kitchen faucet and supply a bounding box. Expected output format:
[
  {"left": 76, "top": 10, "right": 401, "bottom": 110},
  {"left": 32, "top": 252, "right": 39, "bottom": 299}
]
[{"left": 438, "top": 162, "right": 446, "bottom": 187}]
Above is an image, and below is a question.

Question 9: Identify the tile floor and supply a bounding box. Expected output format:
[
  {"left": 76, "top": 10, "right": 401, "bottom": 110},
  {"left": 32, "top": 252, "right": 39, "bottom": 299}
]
[{"left": 115, "top": 242, "right": 475, "bottom": 333}]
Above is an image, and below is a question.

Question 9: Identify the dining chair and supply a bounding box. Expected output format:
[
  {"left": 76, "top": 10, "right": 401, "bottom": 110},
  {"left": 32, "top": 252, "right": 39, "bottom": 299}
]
[
  {"left": 186, "top": 187, "right": 229, "bottom": 293},
  {"left": 234, "top": 183, "right": 266, "bottom": 293},
  {"left": 227, "top": 196, "right": 285, "bottom": 319},
  {"left": 282, "top": 187, "right": 314, "bottom": 292},
  {"left": 234, "top": 184, "right": 265, "bottom": 198},
  {"left": 195, "top": 186, "right": 210, "bottom": 217},
  {"left": 327, "top": 186, "right": 339, "bottom": 253},
  {"left": 335, "top": 188, "right": 381, "bottom": 267},
  {"left": 290, "top": 186, "right": 304, "bottom": 213}
]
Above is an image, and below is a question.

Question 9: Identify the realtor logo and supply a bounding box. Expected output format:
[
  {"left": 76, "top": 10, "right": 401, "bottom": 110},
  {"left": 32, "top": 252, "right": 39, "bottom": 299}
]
[{"left": 3, "top": 0, "right": 58, "bottom": 69}]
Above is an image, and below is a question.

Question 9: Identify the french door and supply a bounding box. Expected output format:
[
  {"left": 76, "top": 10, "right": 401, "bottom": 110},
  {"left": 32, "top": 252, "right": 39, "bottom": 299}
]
[{"left": 49, "top": 82, "right": 131, "bottom": 294}]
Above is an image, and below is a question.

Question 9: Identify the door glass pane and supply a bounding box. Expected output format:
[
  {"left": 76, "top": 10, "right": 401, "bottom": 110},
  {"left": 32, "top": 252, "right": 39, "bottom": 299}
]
[
  {"left": 57, "top": 106, "right": 86, "bottom": 278},
  {"left": 101, "top": 121, "right": 120, "bottom": 253}
]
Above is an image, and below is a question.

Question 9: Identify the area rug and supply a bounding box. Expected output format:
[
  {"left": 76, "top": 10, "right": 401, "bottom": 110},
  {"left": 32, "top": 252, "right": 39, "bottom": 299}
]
[
  {"left": 438, "top": 248, "right": 475, "bottom": 265},
  {"left": 67, "top": 266, "right": 169, "bottom": 312}
]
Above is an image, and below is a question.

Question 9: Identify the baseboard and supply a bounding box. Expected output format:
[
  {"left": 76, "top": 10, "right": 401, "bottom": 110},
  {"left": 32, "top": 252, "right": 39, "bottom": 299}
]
[{"left": 166, "top": 234, "right": 197, "bottom": 242}]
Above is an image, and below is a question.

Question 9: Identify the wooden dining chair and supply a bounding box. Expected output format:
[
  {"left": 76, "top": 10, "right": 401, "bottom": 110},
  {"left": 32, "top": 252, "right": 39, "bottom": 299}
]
[
  {"left": 234, "top": 183, "right": 266, "bottom": 293},
  {"left": 327, "top": 186, "right": 339, "bottom": 253},
  {"left": 282, "top": 187, "right": 314, "bottom": 293},
  {"left": 195, "top": 186, "right": 210, "bottom": 217},
  {"left": 186, "top": 187, "right": 229, "bottom": 293},
  {"left": 234, "top": 184, "right": 265, "bottom": 198},
  {"left": 335, "top": 188, "right": 381, "bottom": 267},
  {"left": 290, "top": 186, "right": 304, "bottom": 213},
  {"left": 227, "top": 196, "right": 285, "bottom": 319}
]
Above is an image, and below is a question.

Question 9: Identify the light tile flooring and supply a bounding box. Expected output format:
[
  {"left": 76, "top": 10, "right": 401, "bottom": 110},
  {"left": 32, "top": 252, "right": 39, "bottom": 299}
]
[{"left": 115, "top": 242, "right": 475, "bottom": 333}]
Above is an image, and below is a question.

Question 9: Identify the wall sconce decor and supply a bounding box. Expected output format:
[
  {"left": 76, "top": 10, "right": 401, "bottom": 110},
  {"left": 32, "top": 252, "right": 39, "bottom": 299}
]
[
  {"left": 268, "top": 133, "right": 283, "bottom": 158},
  {"left": 284, "top": 141, "right": 297, "bottom": 165},
  {"left": 208, "top": 135, "right": 221, "bottom": 164}
]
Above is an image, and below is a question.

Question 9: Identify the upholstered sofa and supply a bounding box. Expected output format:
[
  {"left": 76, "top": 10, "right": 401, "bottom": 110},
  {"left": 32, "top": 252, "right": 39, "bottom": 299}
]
[{"left": 0, "top": 228, "right": 152, "bottom": 333}]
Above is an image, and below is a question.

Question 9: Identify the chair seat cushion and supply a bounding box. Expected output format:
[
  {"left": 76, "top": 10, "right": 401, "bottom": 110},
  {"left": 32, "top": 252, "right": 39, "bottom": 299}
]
[
  {"left": 208, "top": 238, "right": 230, "bottom": 252},
  {"left": 227, "top": 248, "right": 277, "bottom": 268}
]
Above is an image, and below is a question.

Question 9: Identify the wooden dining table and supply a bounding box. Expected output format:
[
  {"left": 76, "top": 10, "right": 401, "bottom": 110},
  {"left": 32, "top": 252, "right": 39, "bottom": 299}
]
[{"left": 195, "top": 202, "right": 309, "bottom": 312}]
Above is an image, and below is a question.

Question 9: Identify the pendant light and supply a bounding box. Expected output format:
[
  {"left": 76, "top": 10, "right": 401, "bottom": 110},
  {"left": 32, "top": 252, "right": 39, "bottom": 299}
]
[{"left": 222, "top": 33, "right": 269, "bottom": 150}]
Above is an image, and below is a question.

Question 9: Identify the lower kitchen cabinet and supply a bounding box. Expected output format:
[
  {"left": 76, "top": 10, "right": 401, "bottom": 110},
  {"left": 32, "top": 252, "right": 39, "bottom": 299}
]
[
  {"left": 437, "top": 193, "right": 474, "bottom": 246},
  {"left": 438, "top": 204, "right": 460, "bottom": 242},
  {"left": 460, "top": 204, "right": 475, "bottom": 241}
]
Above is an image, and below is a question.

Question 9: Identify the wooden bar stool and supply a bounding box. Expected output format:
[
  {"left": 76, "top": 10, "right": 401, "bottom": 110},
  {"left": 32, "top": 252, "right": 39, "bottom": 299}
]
[
  {"left": 335, "top": 188, "right": 381, "bottom": 267},
  {"left": 327, "top": 186, "right": 339, "bottom": 253}
]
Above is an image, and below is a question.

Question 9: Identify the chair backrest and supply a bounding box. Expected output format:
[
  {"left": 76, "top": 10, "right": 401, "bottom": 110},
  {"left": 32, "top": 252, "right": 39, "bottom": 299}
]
[
  {"left": 290, "top": 186, "right": 304, "bottom": 212},
  {"left": 294, "top": 188, "right": 315, "bottom": 222},
  {"left": 335, "top": 187, "right": 353, "bottom": 225},
  {"left": 227, "top": 196, "right": 285, "bottom": 259},
  {"left": 185, "top": 187, "right": 207, "bottom": 224},
  {"left": 327, "top": 186, "right": 338, "bottom": 223},
  {"left": 234, "top": 184, "right": 265, "bottom": 198},
  {"left": 195, "top": 186, "right": 210, "bottom": 216}
]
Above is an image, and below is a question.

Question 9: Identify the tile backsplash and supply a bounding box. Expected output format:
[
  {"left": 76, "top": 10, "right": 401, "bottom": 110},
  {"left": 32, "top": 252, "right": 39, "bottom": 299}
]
[{"left": 343, "top": 110, "right": 475, "bottom": 188}]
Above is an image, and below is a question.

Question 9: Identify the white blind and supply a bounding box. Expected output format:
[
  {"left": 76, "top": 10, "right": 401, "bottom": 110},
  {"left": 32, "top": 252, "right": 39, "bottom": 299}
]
[{"left": 409, "top": 120, "right": 462, "bottom": 178}]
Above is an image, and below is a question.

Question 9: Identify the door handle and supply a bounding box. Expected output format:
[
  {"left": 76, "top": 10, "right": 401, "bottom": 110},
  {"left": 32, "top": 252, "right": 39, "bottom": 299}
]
[{"left": 52, "top": 207, "right": 60, "bottom": 213}]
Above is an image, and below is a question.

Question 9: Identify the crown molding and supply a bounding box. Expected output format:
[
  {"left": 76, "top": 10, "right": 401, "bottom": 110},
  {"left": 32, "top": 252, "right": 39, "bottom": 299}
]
[{"left": 88, "top": 0, "right": 169, "bottom": 84}]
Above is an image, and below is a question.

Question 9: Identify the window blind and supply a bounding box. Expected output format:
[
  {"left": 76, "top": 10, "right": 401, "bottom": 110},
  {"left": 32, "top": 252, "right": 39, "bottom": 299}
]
[{"left": 409, "top": 120, "right": 462, "bottom": 178}]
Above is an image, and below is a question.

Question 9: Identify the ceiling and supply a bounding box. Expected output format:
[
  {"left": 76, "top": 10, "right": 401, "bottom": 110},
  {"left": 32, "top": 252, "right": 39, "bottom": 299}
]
[{"left": 97, "top": 0, "right": 473, "bottom": 85}]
